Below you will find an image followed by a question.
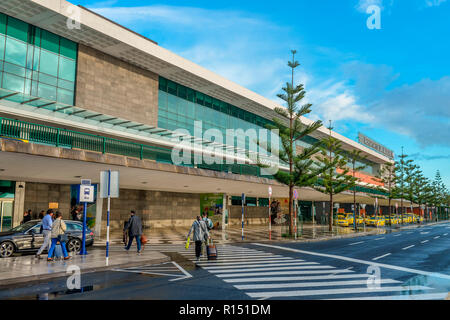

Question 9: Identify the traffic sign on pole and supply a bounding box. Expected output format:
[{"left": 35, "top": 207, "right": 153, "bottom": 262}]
[
  {"left": 241, "top": 193, "right": 245, "bottom": 241},
  {"left": 78, "top": 183, "right": 94, "bottom": 256},
  {"left": 100, "top": 170, "right": 120, "bottom": 265}
]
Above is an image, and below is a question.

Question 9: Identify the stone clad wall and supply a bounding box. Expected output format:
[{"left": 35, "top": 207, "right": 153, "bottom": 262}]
[
  {"left": 100, "top": 189, "right": 201, "bottom": 231},
  {"left": 75, "top": 44, "right": 159, "bottom": 127},
  {"left": 24, "top": 182, "right": 72, "bottom": 219},
  {"left": 228, "top": 205, "right": 269, "bottom": 225}
]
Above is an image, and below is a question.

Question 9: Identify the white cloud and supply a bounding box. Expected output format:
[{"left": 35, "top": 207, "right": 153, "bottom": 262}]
[
  {"left": 355, "top": 0, "right": 384, "bottom": 12},
  {"left": 424, "top": 0, "right": 448, "bottom": 7}
]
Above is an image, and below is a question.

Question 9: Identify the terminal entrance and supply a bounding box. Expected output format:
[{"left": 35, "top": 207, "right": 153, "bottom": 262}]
[{"left": 0, "top": 180, "right": 14, "bottom": 231}]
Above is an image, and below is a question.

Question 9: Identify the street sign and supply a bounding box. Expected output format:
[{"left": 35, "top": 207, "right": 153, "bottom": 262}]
[
  {"left": 268, "top": 186, "right": 272, "bottom": 197},
  {"left": 100, "top": 171, "right": 120, "bottom": 198},
  {"left": 81, "top": 179, "right": 91, "bottom": 186},
  {"left": 79, "top": 185, "right": 94, "bottom": 203},
  {"left": 293, "top": 189, "right": 298, "bottom": 200}
]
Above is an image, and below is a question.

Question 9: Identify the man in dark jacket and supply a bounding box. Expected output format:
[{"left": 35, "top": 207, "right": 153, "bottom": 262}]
[{"left": 124, "top": 210, "right": 143, "bottom": 253}]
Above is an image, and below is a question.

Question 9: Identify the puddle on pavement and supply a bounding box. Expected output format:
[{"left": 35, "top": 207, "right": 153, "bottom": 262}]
[{"left": 8, "top": 284, "right": 106, "bottom": 300}]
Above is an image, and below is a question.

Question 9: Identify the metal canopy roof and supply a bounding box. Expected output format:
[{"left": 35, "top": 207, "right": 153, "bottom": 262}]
[{"left": 0, "top": 0, "right": 391, "bottom": 164}]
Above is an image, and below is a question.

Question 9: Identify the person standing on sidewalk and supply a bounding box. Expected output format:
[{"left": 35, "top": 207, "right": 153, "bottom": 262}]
[
  {"left": 187, "top": 216, "right": 209, "bottom": 262},
  {"left": 124, "top": 210, "right": 143, "bottom": 254},
  {"left": 35, "top": 209, "right": 54, "bottom": 259},
  {"left": 47, "top": 212, "right": 71, "bottom": 262}
]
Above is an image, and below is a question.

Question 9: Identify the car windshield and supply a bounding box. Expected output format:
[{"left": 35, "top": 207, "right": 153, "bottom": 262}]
[{"left": 9, "top": 221, "right": 37, "bottom": 233}]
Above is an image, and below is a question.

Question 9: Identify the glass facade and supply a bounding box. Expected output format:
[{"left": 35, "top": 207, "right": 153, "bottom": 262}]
[{"left": 0, "top": 13, "right": 77, "bottom": 105}]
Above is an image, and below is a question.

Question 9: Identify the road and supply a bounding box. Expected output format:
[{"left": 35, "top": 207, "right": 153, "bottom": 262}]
[{"left": 1, "top": 222, "right": 449, "bottom": 300}]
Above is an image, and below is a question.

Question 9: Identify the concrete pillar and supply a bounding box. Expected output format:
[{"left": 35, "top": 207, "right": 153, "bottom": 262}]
[{"left": 13, "top": 182, "right": 25, "bottom": 227}]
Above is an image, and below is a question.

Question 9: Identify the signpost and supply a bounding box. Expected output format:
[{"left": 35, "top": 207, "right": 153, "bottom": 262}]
[
  {"left": 79, "top": 180, "right": 94, "bottom": 256},
  {"left": 241, "top": 193, "right": 245, "bottom": 241},
  {"left": 268, "top": 186, "right": 272, "bottom": 240},
  {"left": 293, "top": 189, "right": 298, "bottom": 240},
  {"left": 100, "top": 170, "right": 120, "bottom": 265}
]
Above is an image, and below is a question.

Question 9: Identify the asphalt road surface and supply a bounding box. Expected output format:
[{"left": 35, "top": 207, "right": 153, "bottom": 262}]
[{"left": 2, "top": 222, "right": 449, "bottom": 300}]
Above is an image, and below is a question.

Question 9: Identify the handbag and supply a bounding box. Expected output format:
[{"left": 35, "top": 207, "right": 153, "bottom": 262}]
[
  {"left": 140, "top": 234, "right": 148, "bottom": 245},
  {"left": 57, "top": 220, "right": 68, "bottom": 242},
  {"left": 185, "top": 236, "right": 190, "bottom": 250}
]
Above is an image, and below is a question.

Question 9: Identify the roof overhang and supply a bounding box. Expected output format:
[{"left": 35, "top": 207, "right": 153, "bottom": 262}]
[{"left": 0, "top": 0, "right": 391, "bottom": 164}]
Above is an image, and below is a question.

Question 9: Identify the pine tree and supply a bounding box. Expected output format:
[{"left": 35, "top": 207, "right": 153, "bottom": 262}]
[
  {"left": 376, "top": 161, "right": 397, "bottom": 226},
  {"left": 260, "top": 50, "right": 322, "bottom": 235},
  {"left": 347, "top": 150, "right": 368, "bottom": 230},
  {"left": 315, "top": 122, "right": 358, "bottom": 232}
]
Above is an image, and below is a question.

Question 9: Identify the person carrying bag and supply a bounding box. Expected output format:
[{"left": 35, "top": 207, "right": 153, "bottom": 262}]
[{"left": 47, "top": 212, "right": 71, "bottom": 262}]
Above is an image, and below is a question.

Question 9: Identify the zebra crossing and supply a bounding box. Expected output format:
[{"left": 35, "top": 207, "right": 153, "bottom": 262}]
[
  {"left": 174, "top": 244, "right": 447, "bottom": 300},
  {"left": 112, "top": 260, "right": 192, "bottom": 281}
]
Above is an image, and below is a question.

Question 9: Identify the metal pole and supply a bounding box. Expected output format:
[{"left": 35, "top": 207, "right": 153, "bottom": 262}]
[
  {"left": 269, "top": 196, "right": 271, "bottom": 240},
  {"left": 80, "top": 201, "right": 88, "bottom": 255},
  {"left": 241, "top": 193, "right": 244, "bottom": 241},
  {"left": 294, "top": 200, "right": 297, "bottom": 240},
  {"left": 106, "top": 170, "right": 111, "bottom": 265}
]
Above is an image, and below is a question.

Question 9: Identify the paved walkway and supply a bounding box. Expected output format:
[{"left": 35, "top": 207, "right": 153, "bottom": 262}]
[
  {"left": 94, "top": 221, "right": 446, "bottom": 246},
  {"left": 0, "top": 248, "right": 169, "bottom": 287}
]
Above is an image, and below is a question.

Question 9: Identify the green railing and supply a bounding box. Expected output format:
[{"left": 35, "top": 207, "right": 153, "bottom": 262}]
[{"left": 0, "top": 117, "right": 270, "bottom": 178}]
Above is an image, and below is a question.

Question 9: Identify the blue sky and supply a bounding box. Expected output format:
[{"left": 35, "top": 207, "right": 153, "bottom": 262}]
[{"left": 76, "top": 0, "right": 449, "bottom": 187}]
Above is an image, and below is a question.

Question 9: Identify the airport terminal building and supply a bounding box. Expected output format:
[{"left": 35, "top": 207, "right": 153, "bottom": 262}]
[{"left": 0, "top": 0, "right": 398, "bottom": 235}]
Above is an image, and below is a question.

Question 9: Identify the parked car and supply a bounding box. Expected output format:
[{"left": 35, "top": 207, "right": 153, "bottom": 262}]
[
  {"left": 336, "top": 215, "right": 350, "bottom": 227},
  {"left": 366, "top": 216, "right": 385, "bottom": 227},
  {"left": 0, "top": 220, "right": 94, "bottom": 258}
]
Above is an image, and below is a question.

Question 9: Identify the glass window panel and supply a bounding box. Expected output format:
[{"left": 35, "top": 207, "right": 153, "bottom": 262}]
[
  {"left": 204, "top": 95, "right": 212, "bottom": 108},
  {"left": 24, "top": 78, "right": 31, "bottom": 95},
  {"left": 38, "top": 72, "right": 57, "bottom": 86},
  {"left": 6, "top": 16, "right": 28, "bottom": 42},
  {"left": 26, "top": 44, "right": 34, "bottom": 69},
  {"left": 39, "top": 50, "right": 58, "bottom": 76},
  {"left": 158, "top": 90, "right": 167, "bottom": 110},
  {"left": 0, "top": 71, "right": 3, "bottom": 87},
  {"left": 59, "top": 37, "right": 77, "bottom": 59},
  {"left": 178, "top": 85, "right": 186, "bottom": 99},
  {"left": 196, "top": 92, "right": 204, "bottom": 105},
  {"left": 167, "top": 94, "right": 177, "bottom": 112},
  {"left": 186, "top": 88, "right": 194, "bottom": 102},
  {"left": 158, "top": 77, "right": 166, "bottom": 91},
  {"left": 37, "top": 82, "right": 56, "bottom": 100},
  {"left": 167, "top": 80, "right": 177, "bottom": 95},
  {"left": 56, "top": 87, "right": 74, "bottom": 105},
  {"left": 25, "top": 68, "right": 32, "bottom": 79},
  {"left": 58, "top": 57, "right": 76, "bottom": 81},
  {"left": 33, "top": 27, "right": 41, "bottom": 47},
  {"left": 3, "top": 72, "right": 24, "bottom": 92},
  {"left": 0, "top": 34, "right": 5, "bottom": 60},
  {"left": 0, "top": 13, "right": 6, "bottom": 35},
  {"left": 31, "top": 80, "right": 38, "bottom": 96},
  {"left": 3, "top": 62, "right": 25, "bottom": 77},
  {"left": 4, "top": 38, "right": 27, "bottom": 66},
  {"left": 57, "top": 78, "right": 74, "bottom": 91},
  {"left": 32, "top": 47, "right": 39, "bottom": 70},
  {"left": 40, "top": 29, "right": 59, "bottom": 54}
]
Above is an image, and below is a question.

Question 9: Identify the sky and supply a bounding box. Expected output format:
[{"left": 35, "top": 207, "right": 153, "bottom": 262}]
[{"left": 75, "top": 0, "right": 450, "bottom": 187}]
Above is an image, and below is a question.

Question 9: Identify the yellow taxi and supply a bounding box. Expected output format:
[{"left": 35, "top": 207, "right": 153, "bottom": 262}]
[
  {"left": 413, "top": 214, "right": 424, "bottom": 223},
  {"left": 336, "top": 215, "right": 350, "bottom": 227},
  {"left": 356, "top": 216, "right": 365, "bottom": 225},
  {"left": 385, "top": 215, "right": 399, "bottom": 225},
  {"left": 366, "top": 216, "right": 386, "bottom": 227},
  {"left": 344, "top": 213, "right": 355, "bottom": 225}
]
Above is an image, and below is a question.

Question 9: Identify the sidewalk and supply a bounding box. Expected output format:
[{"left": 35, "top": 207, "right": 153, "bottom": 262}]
[
  {"left": 0, "top": 247, "right": 169, "bottom": 288},
  {"left": 94, "top": 220, "right": 449, "bottom": 246}
]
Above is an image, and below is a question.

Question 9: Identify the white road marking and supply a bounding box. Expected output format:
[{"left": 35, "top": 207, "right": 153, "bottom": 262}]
[
  {"left": 196, "top": 258, "right": 294, "bottom": 266},
  {"left": 252, "top": 243, "right": 450, "bottom": 280},
  {"left": 434, "top": 236, "right": 440, "bottom": 239},
  {"left": 420, "top": 232, "right": 430, "bottom": 235},
  {"left": 246, "top": 285, "right": 431, "bottom": 298},
  {"left": 372, "top": 253, "right": 391, "bottom": 261},
  {"left": 203, "top": 262, "right": 318, "bottom": 270},
  {"left": 169, "top": 261, "right": 193, "bottom": 282},
  {"left": 349, "top": 241, "right": 365, "bottom": 246},
  {"left": 208, "top": 265, "right": 336, "bottom": 274},
  {"left": 328, "top": 292, "right": 449, "bottom": 300},
  {"left": 402, "top": 245, "right": 415, "bottom": 250},
  {"left": 374, "top": 237, "right": 385, "bottom": 240},
  {"left": 216, "top": 269, "right": 354, "bottom": 278},
  {"left": 393, "top": 234, "right": 402, "bottom": 237},
  {"left": 223, "top": 274, "right": 372, "bottom": 283},
  {"left": 444, "top": 233, "right": 448, "bottom": 236},
  {"left": 234, "top": 279, "right": 401, "bottom": 290},
  {"left": 421, "top": 240, "right": 429, "bottom": 244}
]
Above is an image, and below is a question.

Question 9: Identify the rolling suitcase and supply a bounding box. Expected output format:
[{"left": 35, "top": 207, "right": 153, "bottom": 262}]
[
  {"left": 206, "top": 239, "right": 217, "bottom": 260},
  {"left": 53, "top": 242, "right": 63, "bottom": 260}
]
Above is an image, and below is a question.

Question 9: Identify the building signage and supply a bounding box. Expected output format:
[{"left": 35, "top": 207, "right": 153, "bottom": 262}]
[{"left": 358, "top": 133, "right": 394, "bottom": 159}]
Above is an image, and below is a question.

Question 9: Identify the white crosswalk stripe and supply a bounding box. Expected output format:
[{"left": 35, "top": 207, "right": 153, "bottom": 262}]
[{"left": 164, "top": 244, "right": 447, "bottom": 300}]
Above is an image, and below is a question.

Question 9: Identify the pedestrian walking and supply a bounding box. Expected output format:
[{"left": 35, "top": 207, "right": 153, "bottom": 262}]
[
  {"left": 21, "top": 210, "right": 32, "bottom": 224},
  {"left": 47, "top": 212, "right": 71, "bottom": 262},
  {"left": 35, "top": 209, "right": 54, "bottom": 259},
  {"left": 187, "top": 216, "right": 209, "bottom": 262},
  {"left": 124, "top": 210, "right": 143, "bottom": 254}
]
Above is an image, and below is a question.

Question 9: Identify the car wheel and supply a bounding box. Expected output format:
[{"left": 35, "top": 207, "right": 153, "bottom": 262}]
[
  {"left": 0, "top": 241, "right": 15, "bottom": 258},
  {"left": 67, "top": 238, "right": 81, "bottom": 253}
]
